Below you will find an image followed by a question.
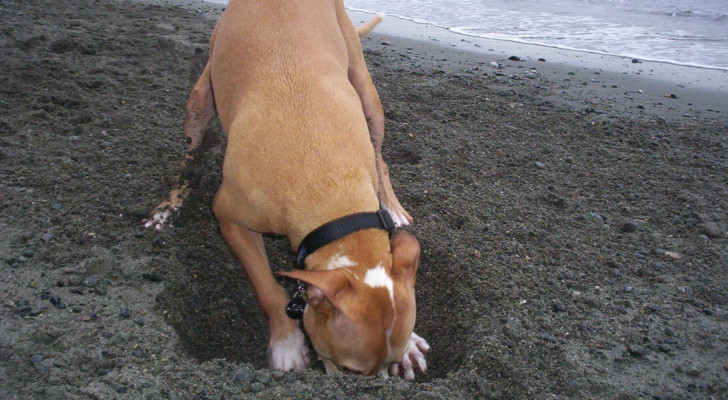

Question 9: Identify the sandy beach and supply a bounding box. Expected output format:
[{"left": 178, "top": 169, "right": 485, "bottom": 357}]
[{"left": 1, "top": 0, "right": 727, "bottom": 398}]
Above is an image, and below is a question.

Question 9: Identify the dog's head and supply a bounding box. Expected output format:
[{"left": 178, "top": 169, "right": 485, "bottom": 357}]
[{"left": 279, "top": 231, "right": 420, "bottom": 375}]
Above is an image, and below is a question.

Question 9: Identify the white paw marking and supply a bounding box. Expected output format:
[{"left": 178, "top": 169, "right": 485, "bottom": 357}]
[
  {"left": 269, "top": 330, "right": 309, "bottom": 371},
  {"left": 389, "top": 332, "right": 429, "bottom": 381},
  {"left": 363, "top": 264, "right": 394, "bottom": 304},
  {"left": 384, "top": 207, "right": 410, "bottom": 228},
  {"left": 327, "top": 254, "right": 357, "bottom": 270},
  {"left": 143, "top": 210, "right": 172, "bottom": 230}
]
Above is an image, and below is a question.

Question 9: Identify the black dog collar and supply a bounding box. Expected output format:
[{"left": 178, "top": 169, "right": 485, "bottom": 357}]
[
  {"left": 295, "top": 209, "right": 396, "bottom": 269},
  {"left": 286, "top": 210, "right": 396, "bottom": 320}
]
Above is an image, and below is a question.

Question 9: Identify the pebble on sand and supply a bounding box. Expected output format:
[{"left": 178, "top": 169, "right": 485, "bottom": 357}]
[
  {"left": 663, "top": 251, "right": 681, "bottom": 260},
  {"left": 628, "top": 345, "right": 648, "bottom": 357},
  {"left": 620, "top": 221, "right": 638, "bottom": 233},
  {"left": 701, "top": 222, "right": 722, "bottom": 238}
]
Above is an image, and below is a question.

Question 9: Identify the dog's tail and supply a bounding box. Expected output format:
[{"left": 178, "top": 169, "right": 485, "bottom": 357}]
[{"left": 356, "top": 14, "right": 383, "bottom": 37}]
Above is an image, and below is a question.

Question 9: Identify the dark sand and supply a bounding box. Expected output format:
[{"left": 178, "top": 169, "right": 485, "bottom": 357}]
[{"left": 2, "top": 0, "right": 727, "bottom": 398}]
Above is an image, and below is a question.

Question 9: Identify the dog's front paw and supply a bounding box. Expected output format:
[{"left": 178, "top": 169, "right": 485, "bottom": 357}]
[
  {"left": 142, "top": 208, "right": 174, "bottom": 230},
  {"left": 269, "top": 330, "right": 309, "bottom": 371},
  {"left": 389, "top": 332, "right": 429, "bottom": 381}
]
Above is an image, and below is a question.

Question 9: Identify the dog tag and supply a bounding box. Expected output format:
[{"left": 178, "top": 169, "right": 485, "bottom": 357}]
[{"left": 286, "top": 291, "right": 306, "bottom": 320}]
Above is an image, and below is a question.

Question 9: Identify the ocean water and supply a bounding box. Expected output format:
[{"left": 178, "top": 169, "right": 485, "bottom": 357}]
[
  {"left": 206, "top": 0, "right": 728, "bottom": 70},
  {"left": 346, "top": 0, "right": 728, "bottom": 70}
]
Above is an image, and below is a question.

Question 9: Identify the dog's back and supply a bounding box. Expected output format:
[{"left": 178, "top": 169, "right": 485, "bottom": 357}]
[{"left": 210, "top": 0, "right": 379, "bottom": 236}]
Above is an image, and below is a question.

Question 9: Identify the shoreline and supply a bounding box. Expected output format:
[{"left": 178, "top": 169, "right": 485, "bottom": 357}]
[{"left": 145, "top": 0, "right": 728, "bottom": 119}]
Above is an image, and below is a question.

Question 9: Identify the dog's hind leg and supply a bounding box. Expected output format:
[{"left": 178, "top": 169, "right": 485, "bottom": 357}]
[
  {"left": 336, "top": 3, "right": 412, "bottom": 227},
  {"left": 144, "top": 60, "right": 216, "bottom": 230}
]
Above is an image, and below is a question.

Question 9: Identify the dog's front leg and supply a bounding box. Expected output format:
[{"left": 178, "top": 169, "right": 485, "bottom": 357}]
[{"left": 214, "top": 193, "right": 309, "bottom": 370}]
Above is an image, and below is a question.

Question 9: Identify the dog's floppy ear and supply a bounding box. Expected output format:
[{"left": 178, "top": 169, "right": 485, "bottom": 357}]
[
  {"left": 278, "top": 269, "right": 352, "bottom": 311},
  {"left": 390, "top": 231, "right": 420, "bottom": 287}
]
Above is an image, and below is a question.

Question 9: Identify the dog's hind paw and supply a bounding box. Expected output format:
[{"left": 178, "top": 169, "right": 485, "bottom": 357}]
[
  {"left": 384, "top": 206, "right": 412, "bottom": 228},
  {"left": 269, "top": 330, "right": 309, "bottom": 371},
  {"left": 142, "top": 208, "right": 174, "bottom": 230},
  {"left": 389, "top": 332, "right": 429, "bottom": 381}
]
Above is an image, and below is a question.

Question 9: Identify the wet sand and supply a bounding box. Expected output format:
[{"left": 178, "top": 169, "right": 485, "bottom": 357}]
[{"left": 1, "top": 0, "right": 727, "bottom": 398}]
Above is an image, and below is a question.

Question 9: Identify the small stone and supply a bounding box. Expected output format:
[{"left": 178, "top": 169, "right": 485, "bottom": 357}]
[
  {"left": 588, "top": 212, "right": 605, "bottom": 223},
  {"left": 15, "top": 304, "right": 32, "bottom": 316},
  {"left": 230, "top": 367, "right": 255, "bottom": 384},
  {"left": 256, "top": 371, "right": 270, "bottom": 384},
  {"left": 631, "top": 59, "right": 641, "bottom": 64},
  {"left": 489, "top": 61, "right": 500, "bottom": 69},
  {"left": 534, "top": 161, "right": 546, "bottom": 169},
  {"left": 250, "top": 382, "right": 265, "bottom": 392},
  {"left": 413, "top": 392, "right": 445, "bottom": 400},
  {"left": 508, "top": 55, "right": 521, "bottom": 61},
  {"left": 31, "top": 354, "right": 44, "bottom": 364},
  {"left": 722, "top": 364, "right": 728, "bottom": 372},
  {"left": 271, "top": 370, "right": 285, "bottom": 380},
  {"left": 116, "top": 386, "right": 127, "bottom": 394},
  {"left": 141, "top": 273, "right": 163, "bottom": 282},
  {"left": 663, "top": 251, "right": 681, "bottom": 260},
  {"left": 41, "top": 233, "right": 53, "bottom": 242},
  {"left": 703, "top": 307, "right": 715, "bottom": 316},
  {"left": 670, "top": 93, "right": 678, "bottom": 99},
  {"left": 119, "top": 308, "right": 131, "bottom": 319},
  {"left": 657, "top": 344, "right": 672, "bottom": 354},
  {"left": 131, "top": 349, "right": 146, "bottom": 358},
  {"left": 82, "top": 275, "right": 99, "bottom": 287},
  {"left": 647, "top": 304, "right": 662, "bottom": 312},
  {"left": 81, "top": 315, "right": 91, "bottom": 322},
  {"left": 552, "top": 302, "right": 566, "bottom": 312},
  {"left": 702, "top": 222, "right": 722, "bottom": 238},
  {"left": 380, "top": 40, "right": 392, "bottom": 46},
  {"left": 49, "top": 295, "right": 62, "bottom": 308},
  {"left": 628, "top": 345, "right": 648, "bottom": 357},
  {"left": 538, "top": 58, "right": 546, "bottom": 62},
  {"left": 621, "top": 221, "right": 638, "bottom": 233},
  {"left": 686, "top": 364, "right": 702, "bottom": 377}
]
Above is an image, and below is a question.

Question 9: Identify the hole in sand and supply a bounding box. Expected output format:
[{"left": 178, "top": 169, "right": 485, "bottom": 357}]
[{"left": 154, "top": 133, "right": 472, "bottom": 380}]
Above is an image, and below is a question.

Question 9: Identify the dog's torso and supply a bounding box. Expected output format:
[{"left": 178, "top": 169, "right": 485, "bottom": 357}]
[{"left": 211, "top": 0, "right": 379, "bottom": 244}]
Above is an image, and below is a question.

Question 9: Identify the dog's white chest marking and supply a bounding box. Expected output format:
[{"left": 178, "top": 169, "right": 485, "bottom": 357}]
[{"left": 326, "top": 254, "right": 357, "bottom": 270}]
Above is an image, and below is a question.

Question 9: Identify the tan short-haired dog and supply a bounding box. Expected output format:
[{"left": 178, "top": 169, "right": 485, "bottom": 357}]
[{"left": 145, "top": 0, "right": 429, "bottom": 379}]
